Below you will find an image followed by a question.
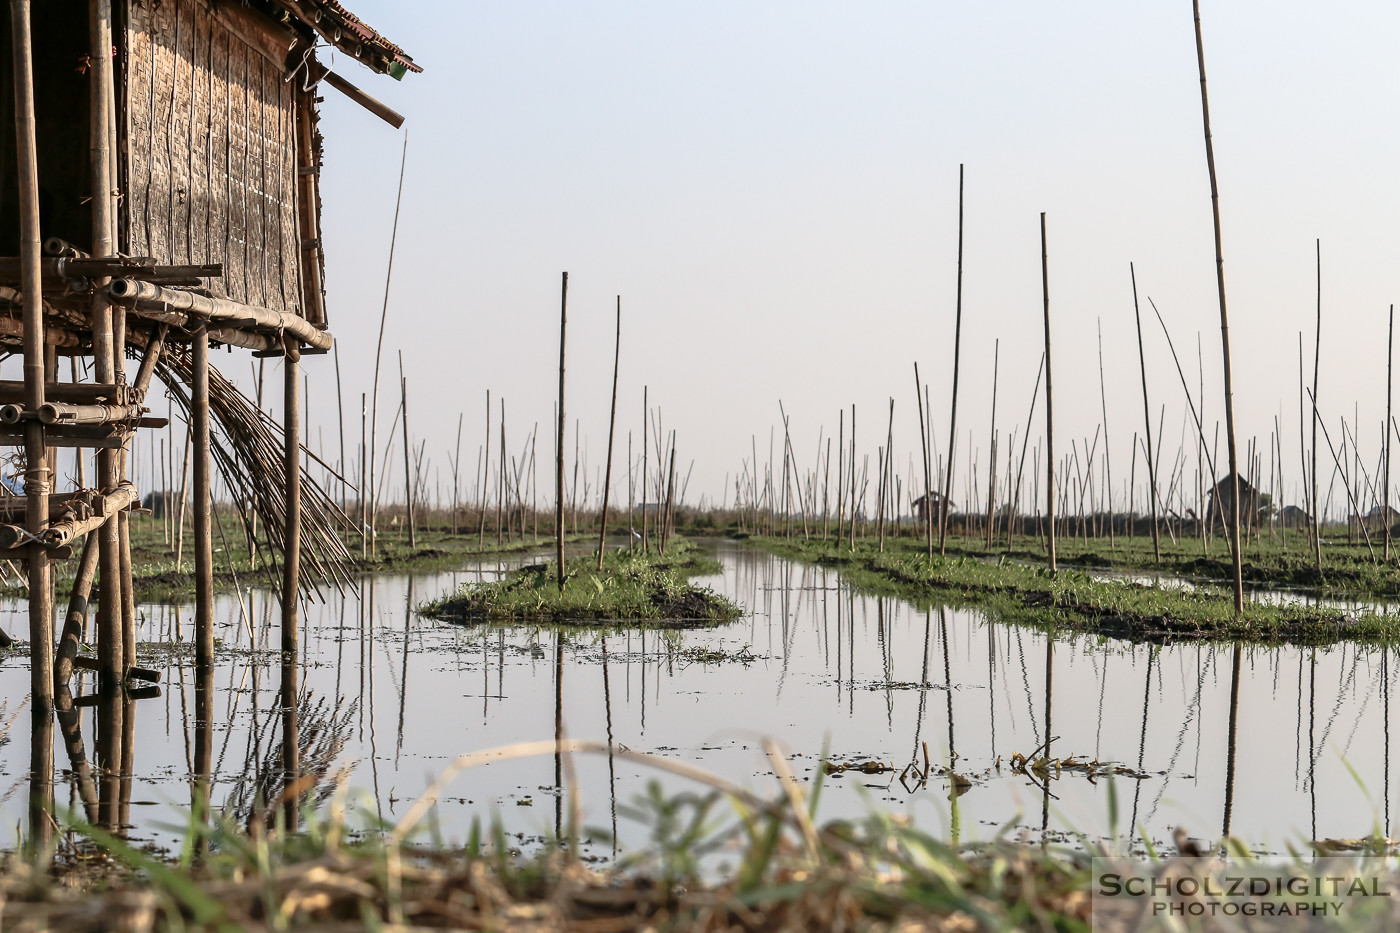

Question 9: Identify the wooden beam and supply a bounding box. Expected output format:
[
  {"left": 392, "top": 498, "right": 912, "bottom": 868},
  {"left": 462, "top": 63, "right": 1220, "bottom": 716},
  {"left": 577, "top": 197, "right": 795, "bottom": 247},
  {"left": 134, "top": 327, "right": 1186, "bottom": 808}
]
[{"left": 108, "top": 279, "right": 332, "bottom": 350}]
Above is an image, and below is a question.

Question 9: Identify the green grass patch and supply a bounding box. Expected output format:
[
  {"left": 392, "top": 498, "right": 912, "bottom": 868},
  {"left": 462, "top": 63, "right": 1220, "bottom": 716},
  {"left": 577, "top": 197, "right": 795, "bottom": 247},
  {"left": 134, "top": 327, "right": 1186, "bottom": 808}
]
[
  {"left": 420, "top": 538, "right": 742, "bottom": 626},
  {"left": 748, "top": 536, "right": 1400, "bottom": 644}
]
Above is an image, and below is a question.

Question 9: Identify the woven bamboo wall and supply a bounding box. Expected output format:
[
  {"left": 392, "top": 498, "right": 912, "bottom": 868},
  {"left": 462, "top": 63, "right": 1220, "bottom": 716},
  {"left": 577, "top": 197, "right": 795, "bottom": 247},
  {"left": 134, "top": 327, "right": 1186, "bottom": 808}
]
[{"left": 122, "top": 0, "right": 305, "bottom": 319}]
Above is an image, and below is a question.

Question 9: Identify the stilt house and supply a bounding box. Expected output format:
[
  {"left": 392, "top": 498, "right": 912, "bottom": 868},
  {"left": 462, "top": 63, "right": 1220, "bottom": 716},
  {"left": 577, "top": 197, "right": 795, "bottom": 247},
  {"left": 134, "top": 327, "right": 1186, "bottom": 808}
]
[{"left": 1, "top": 0, "right": 416, "bottom": 704}]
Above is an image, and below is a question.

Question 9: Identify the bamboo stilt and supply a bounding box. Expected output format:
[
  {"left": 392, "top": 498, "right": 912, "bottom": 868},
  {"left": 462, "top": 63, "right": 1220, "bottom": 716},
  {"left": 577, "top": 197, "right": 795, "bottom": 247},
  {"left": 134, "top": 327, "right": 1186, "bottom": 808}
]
[
  {"left": 283, "top": 338, "right": 301, "bottom": 651},
  {"left": 555, "top": 273, "right": 568, "bottom": 591},
  {"left": 192, "top": 327, "right": 214, "bottom": 666},
  {"left": 940, "top": 164, "right": 965, "bottom": 555},
  {"left": 12, "top": 0, "right": 52, "bottom": 710},
  {"left": 597, "top": 298, "right": 621, "bottom": 570},
  {"left": 399, "top": 352, "right": 415, "bottom": 549},
  {"left": 1041, "top": 214, "right": 1055, "bottom": 572},
  {"left": 1192, "top": 0, "right": 1246, "bottom": 614}
]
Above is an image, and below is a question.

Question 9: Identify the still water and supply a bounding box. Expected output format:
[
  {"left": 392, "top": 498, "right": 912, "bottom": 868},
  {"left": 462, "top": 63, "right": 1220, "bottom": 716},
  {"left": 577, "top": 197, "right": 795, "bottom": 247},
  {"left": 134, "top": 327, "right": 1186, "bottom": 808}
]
[{"left": 0, "top": 540, "right": 1393, "bottom": 856}]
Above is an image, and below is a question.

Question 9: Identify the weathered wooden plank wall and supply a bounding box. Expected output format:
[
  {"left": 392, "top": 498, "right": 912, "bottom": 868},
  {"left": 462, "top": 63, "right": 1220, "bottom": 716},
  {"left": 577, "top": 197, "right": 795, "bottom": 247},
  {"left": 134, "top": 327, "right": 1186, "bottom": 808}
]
[{"left": 124, "top": 0, "right": 303, "bottom": 319}]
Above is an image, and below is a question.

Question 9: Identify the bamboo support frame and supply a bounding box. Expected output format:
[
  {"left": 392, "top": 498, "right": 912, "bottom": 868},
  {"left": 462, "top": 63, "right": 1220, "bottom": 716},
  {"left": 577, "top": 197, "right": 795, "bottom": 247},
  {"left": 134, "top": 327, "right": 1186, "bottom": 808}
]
[{"left": 108, "top": 279, "right": 332, "bottom": 351}]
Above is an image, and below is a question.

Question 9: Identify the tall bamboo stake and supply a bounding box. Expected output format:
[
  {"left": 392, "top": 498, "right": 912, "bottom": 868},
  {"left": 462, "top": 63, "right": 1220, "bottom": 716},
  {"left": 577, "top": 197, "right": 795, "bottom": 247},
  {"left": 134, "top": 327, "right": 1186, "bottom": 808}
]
[
  {"left": 368, "top": 135, "right": 408, "bottom": 556},
  {"left": 451, "top": 413, "right": 463, "bottom": 535},
  {"left": 1192, "top": 0, "right": 1245, "bottom": 613},
  {"left": 1130, "top": 264, "right": 1161, "bottom": 561},
  {"left": 913, "top": 363, "right": 932, "bottom": 556},
  {"left": 333, "top": 341, "right": 347, "bottom": 518},
  {"left": 597, "top": 298, "right": 622, "bottom": 570},
  {"left": 1095, "top": 321, "right": 1115, "bottom": 546},
  {"left": 985, "top": 341, "right": 1000, "bottom": 548},
  {"left": 641, "top": 387, "right": 649, "bottom": 553},
  {"left": 1388, "top": 304, "right": 1395, "bottom": 561},
  {"left": 1041, "top": 213, "right": 1055, "bottom": 572},
  {"left": 398, "top": 352, "right": 415, "bottom": 548},
  {"left": 1311, "top": 242, "right": 1323, "bottom": 568},
  {"left": 940, "top": 164, "right": 966, "bottom": 554},
  {"left": 478, "top": 390, "right": 490, "bottom": 548},
  {"left": 555, "top": 273, "right": 568, "bottom": 590},
  {"left": 283, "top": 337, "right": 301, "bottom": 651},
  {"left": 193, "top": 326, "right": 214, "bottom": 666},
  {"left": 13, "top": 0, "right": 51, "bottom": 708}
]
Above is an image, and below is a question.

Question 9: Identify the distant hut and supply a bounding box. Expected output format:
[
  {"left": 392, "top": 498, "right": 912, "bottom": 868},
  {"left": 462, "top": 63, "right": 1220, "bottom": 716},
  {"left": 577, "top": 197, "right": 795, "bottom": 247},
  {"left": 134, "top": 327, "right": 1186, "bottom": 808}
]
[
  {"left": 1280, "top": 504, "right": 1313, "bottom": 529},
  {"left": 1366, "top": 505, "right": 1400, "bottom": 531},
  {"left": 1204, "top": 474, "right": 1260, "bottom": 528},
  {"left": 911, "top": 491, "right": 953, "bottom": 525}
]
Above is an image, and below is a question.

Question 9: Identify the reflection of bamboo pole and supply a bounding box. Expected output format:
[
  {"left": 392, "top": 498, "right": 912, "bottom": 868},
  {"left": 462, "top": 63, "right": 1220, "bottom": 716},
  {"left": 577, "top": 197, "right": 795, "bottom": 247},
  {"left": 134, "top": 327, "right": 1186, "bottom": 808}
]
[{"left": 1223, "top": 643, "right": 1243, "bottom": 839}]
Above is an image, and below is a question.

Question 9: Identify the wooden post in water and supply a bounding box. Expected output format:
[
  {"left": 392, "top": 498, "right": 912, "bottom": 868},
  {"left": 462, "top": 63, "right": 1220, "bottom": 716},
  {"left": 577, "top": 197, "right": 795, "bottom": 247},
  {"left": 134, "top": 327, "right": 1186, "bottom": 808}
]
[
  {"left": 940, "top": 164, "right": 966, "bottom": 555},
  {"left": 478, "top": 390, "right": 490, "bottom": 548},
  {"left": 1130, "top": 264, "right": 1161, "bottom": 562},
  {"left": 12, "top": 0, "right": 51, "bottom": 708},
  {"left": 398, "top": 352, "right": 415, "bottom": 548},
  {"left": 192, "top": 326, "right": 214, "bottom": 667},
  {"left": 641, "top": 387, "right": 649, "bottom": 553},
  {"left": 598, "top": 300, "right": 622, "bottom": 569},
  {"left": 1387, "top": 304, "right": 1394, "bottom": 561},
  {"left": 914, "top": 364, "right": 932, "bottom": 557},
  {"left": 1192, "top": 0, "right": 1246, "bottom": 615},
  {"left": 88, "top": 0, "right": 122, "bottom": 687},
  {"left": 1311, "top": 245, "right": 1323, "bottom": 569},
  {"left": 1041, "top": 214, "right": 1056, "bottom": 572},
  {"left": 283, "top": 338, "right": 302, "bottom": 652},
  {"left": 555, "top": 273, "right": 568, "bottom": 591}
]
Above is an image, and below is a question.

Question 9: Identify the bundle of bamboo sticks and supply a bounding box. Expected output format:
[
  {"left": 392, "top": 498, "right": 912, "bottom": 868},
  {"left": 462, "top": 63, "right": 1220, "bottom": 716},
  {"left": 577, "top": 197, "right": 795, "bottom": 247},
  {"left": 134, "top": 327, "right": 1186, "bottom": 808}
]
[{"left": 157, "top": 348, "right": 355, "bottom": 599}]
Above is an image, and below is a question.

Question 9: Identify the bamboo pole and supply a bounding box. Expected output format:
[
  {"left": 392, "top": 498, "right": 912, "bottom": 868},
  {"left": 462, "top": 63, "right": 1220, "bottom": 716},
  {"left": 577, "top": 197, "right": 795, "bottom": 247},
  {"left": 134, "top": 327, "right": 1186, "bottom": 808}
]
[
  {"left": 1192, "top": 0, "right": 1245, "bottom": 614},
  {"left": 1041, "top": 214, "right": 1055, "bottom": 572},
  {"left": 985, "top": 341, "right": 1000, "bottom": 548},
  {"left": 398, "top": 352, "right": 415, "bottom": 549},
  {"left": 12, "top": 0, "right": 51, "bottom": 709},
  {"left": 85, "top": 0, "right": 122, "bottom": 689},
  {"left": 641, "top": 387, "right": 649, "bottom": 553},
  {"left": 1387, "top": 304, "right": 1394, "bottom": 560},
  {"left": 478, "top": 390, "right": 489, "bottom": 548},
  {"left": 283, "top": 338, "right": 301, "bottom": 651},
  {"left": 368, "top": 136, "right": 408, "bottom": 557},
  {"left": 1311, "top": 245, "right": 1323, "bottom": 567},
  {"left": 191, "top": 326, "right": 214, "bottom": 667},
  {"left": 555, "top": 273, "right": 567, "bottom": 590},
  {"left": 1130, "top": 264, "right": 1161, "bottom": 561},
  {"left": 939, "top": 164, "right": 965, "bottom": 554},
  {"left": 913, "top": 363, "right": 932, "bottom": 556},
  {"left": 597, "top": 299, "right": 622, "bottom": 569}
]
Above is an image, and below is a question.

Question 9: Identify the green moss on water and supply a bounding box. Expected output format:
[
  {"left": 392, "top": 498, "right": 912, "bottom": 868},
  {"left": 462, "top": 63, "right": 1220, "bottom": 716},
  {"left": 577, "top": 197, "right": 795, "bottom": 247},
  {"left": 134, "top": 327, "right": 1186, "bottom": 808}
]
[
  {"left": 420, "top": 539, "right": 742, "bottom": 626},
  {"left": 748, "top": 536, "right": 1400, "bottom": 644}
]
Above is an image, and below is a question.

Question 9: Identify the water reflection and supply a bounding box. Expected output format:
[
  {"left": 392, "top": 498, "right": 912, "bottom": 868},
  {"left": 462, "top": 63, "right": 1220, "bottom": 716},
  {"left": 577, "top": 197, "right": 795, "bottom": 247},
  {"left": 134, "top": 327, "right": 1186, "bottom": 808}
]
[{"left": 2, "top": 542, "right": 1398, "bottom": 857}]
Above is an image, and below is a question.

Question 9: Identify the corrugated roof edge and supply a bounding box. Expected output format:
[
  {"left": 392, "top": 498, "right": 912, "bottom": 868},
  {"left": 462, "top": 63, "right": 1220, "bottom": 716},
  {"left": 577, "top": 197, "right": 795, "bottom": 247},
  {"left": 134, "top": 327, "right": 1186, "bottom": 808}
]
[{"left": 270, "top": 0, "right": 422, "bottom": 78}]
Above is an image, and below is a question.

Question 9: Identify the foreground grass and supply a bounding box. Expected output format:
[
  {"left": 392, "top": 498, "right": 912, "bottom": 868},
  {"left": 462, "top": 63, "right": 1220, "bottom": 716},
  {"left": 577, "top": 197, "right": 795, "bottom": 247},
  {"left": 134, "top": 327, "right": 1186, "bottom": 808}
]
[
  {"left": 749, "top": 536, "right": 1400, "bottom": 644},
  {"left": 0, "top": 741, "right": 1098, "bottom": 933},
  {"left": 421, "top": 539, "right": 741, "bottom": 626}
]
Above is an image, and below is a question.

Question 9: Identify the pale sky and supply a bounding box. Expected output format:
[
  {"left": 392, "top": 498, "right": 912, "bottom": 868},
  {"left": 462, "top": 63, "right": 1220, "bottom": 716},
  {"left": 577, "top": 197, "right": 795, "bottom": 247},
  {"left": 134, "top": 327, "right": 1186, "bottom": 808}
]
[{"left": 259, "top": 1, "right": 1400, "bottom": 516}]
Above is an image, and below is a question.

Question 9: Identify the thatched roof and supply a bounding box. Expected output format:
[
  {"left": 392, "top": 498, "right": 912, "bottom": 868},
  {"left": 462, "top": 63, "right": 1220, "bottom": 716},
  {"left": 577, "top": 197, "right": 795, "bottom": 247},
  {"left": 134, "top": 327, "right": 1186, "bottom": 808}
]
[{"left": 268, "top": 0, "right": 421, "bottom": 78}]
